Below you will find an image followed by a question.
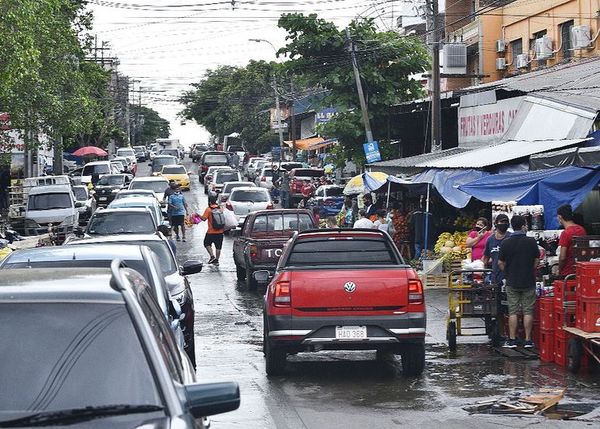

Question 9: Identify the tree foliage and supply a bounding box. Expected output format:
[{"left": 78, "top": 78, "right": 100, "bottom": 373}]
[
  {"left": 278, "top": 13, "right": 430, "bottom": 166},
  {"left": 131, "top": 105, "right": 170, "bottom": 145}
]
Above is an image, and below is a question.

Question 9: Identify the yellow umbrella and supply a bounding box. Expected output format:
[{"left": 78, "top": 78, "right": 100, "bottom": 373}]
[{"left": 343, "top": 171, "right": 389, "bottom": 195}]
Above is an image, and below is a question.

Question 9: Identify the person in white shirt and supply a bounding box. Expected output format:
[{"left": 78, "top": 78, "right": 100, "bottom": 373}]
[
  {"left": 373, "top": 209, "right": 389, "bottom": 233},
  {"left": 353, "top": 209, "right": 374, "bottom": 229}
]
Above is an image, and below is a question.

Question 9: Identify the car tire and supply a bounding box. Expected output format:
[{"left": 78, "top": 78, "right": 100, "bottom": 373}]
[
  {"left": 246, "top": 270, "right": 257, "bottom": 290},
  {"left": 236, "top": 264, "right": 246, "bottom": 281},
  {"left": 401, "top": 343, "right": 425, "bottom": 376},
  {"left": 264, "top": 329, "right": 286, "bottom": 376}
]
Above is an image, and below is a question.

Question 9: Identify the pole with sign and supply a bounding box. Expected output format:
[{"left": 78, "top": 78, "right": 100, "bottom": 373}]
[{"left": 363, "top": 141, "right": 382, "bottom": 164}]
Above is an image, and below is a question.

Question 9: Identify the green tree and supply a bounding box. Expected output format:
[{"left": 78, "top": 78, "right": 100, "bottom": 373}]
[
  {"left": 131, "top": 106, "right": 170, "bottom": 145},
  {"left": 278, "top": 13, "right": 430, "bottom": 166}
]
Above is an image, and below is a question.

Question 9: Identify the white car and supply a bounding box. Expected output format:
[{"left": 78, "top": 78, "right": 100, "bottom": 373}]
[
  {"left": 255, "top": 167, "right": 276, "bottom": 190},
  {"left": 81, "top": 161, "right": 116, "bottom": 184},
  {"left": 245, "top": 157, "right": 265, "bottom": 179},
  {"left": 203, "top": 166, "right": 233, "bottom": 193},
  {"left": 209, "top": 169, "right": 242, "bottom": 194},
  {"left": 225, "top": 187, "right": 272, "bottom": 226},
  {"left": 219, "top": 181, "right": 256, "bottom": 203},
  {"left": 128, "top": 176, "right": 170, "bottom": 206}
]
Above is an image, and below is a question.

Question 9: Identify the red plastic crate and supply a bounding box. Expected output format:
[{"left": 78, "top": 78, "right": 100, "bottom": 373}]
[
  {"left": 577, "top": 275, "right": 600, "bottom": 299},
  {"left": 554, "top": 330, "right": 571, "bottom": 367},
  {"left": 554, "top": 308, "right": 576, "bottom": 332},
  {"left": 534, "top": 299, "right": 540, "bottom": 323},
  {"left": 576, "top": 261, "right": 600, "bottom": 277},
  {"left": 554, "top": 279, "right": 577, "bottom": 310},
  {"left": 539, "top": 297, "right": 555, "bottom": 330},
  {"left": 539, "top": 329, "right": 554, "bottom": 362},
  {"left": 576, "top": 297, "right": 600, "bottom": 332}
]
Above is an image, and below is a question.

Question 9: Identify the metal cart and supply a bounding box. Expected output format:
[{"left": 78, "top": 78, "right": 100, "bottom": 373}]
[{"left": 446, "top": 269, "right": 502, "bottom": 352}]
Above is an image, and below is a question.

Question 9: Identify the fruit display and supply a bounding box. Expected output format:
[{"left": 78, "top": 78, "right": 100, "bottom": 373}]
[
  {"left": 434, "top": 232, "right": 470, "bottom": 261},
  {"left": 391, "top": 210, "right": 409, "bottom": 244}
]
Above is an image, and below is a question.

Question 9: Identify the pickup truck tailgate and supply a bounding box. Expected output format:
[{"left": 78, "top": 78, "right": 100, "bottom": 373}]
[{"left": 290, "top": 269, "right": 409, "bottom": 311}]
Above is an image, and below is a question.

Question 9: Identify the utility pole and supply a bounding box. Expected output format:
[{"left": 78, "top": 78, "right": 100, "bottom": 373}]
[
  {"left": 346, "top": 28, "right": 374, "bottom": 143},
  {"left": 289, "top": 80, "right": 297, "bottom": 161},
  {"left": 427, "top": 0, "right": 442, "bottom": 152},
  {"left": 273, "top": 76, "right": 284, "bottom": 165}
]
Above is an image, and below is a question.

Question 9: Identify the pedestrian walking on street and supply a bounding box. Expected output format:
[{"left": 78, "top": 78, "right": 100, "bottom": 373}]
[
  {"left": 168, "top": 184, "right": 189, "bottom": 242},
  {"left": 353, "top": 209, "right": 374, "bottom": 229},
  {"left": 498, "top": 215, "right": 539, "bottom": 348},
  {"left": 557, "top": 204, "right": 587, "bottom": 277},
  {"left": 483, "top": 214, "right": 511, "bottom": 285},
  {"left": 279, "top": 170, "right": 290, "bottom": 209},
  {"left": 164, "top": 180, "right": 177, "bottom": 222},
  {"left": 200, "top": 194, "right": 225, "bottom": 265}
]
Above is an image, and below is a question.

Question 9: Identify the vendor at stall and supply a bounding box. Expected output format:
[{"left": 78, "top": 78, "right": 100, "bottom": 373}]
[
  {"left": 466, "top": 217, "right": 491, "bottom": 262},
  {"left": 557, "top": 204, "right": 587, "bottom": 277}
]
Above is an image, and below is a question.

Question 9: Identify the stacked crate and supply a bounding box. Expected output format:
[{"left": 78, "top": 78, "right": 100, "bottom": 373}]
[
  {"left": 575, "top": 262, "right": 600, "bottom": 332},
  {"left": 538, "top": 296, "right": 555, "bottom": 362},
  {"left": 552, "top": 280, "right": 577, "bottom": 366}
]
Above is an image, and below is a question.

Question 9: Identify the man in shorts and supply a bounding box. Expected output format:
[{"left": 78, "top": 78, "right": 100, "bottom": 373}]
[
  {"left": 167, "top": 184, "right": 189, "bottom": 242},
  {"left": 200, "top": 194, "right": 225, "bottom": 265},
  {"left": 498, "top": 215, "right": 539, "bottom": 348}
]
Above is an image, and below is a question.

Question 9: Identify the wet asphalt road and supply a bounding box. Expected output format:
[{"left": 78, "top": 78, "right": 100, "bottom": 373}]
[{"left": 149, "top": 161, "right": 600, "bottom": 428}]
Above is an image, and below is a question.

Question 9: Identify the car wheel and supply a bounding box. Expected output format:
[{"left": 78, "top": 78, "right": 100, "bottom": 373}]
[
  {"left": 568, "top": 337, "right": 583, "bottom": 374},
  {"left": 246, "top": 270, "right": 257, "bottom": 290},
  {"left": 236, "top": 264, "right": 246, "bottom": 281},
  {"left": 401, "top": 343, "right": 425, "bottom": 376},
  {"left": 264, "top": 328, "right": 286, "bottom": 376}
]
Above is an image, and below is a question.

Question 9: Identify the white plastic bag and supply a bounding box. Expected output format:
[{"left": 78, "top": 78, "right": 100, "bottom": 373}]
[{"left": 223, "top": 209, "right": 238, "bottom": 231}]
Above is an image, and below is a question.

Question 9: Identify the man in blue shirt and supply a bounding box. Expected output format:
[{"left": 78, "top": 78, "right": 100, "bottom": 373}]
[
  {"left": 483, "top": 213, "right": 511, "bottom": 285},
  {"left": 168, "top": 184, "right": 189, "bottom": 242}
]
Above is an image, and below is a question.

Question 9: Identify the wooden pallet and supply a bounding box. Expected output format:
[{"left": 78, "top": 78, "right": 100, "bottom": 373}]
[{"left": 421, "top": 273, "right": 448, "bottom": 289}]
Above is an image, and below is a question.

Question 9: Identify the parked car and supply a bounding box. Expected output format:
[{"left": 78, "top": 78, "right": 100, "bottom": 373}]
[
  {"left": 93, "top": 173, "right": 132, "bottom": 207},
  {"left": 81, "top": 160, "right": 115, "bottom": 185},
  {"left": 0, "top": 245, "right": 185, "bottom": 348},
  {"left": 209, "top": 169, "right": 242, "bottom": 194},
  {"left": 129, "top": 176, "right": 170, "bottom": 206},
  {"left": 220, "top": 181, "right": 256, "bottom": 203},
  {"left": 160, "top": 164, "right": 191, "bottom": 190},
  {"left": 116, "top": 147, "right": 138, "bottom": 174},
  {"left": 67, "top": 233, "right": 202, "bottom": 367},
  {"left": 199, "top": 151, "right": 230, "bottom": 182},
  {"left": 108, "top": 196, "right": 167, "bottom": 228},
  {"left": 311, "top": 184, "right": 345, "bottom": 217},
  {"left": 133, "top": 145, "right": 147, "bottom": 161},
  {"left": 83, "top": 208, "right": 158, "bottom": 236},
  {"left": 150, "top": 155, "right": 177, "bottom": 176},
  {"left": 225, "top": 187, "right": 272, "bottom": 226},
  {"left": 72, "top": 185, "right": 96, "bottom": 225},
  {"left": 289, "top": 168, "right": 325, "bottom": 205},
  {"left": 0, "top": 267, "right": 238, "bottom": 428},
  {"left": 259, "top": 228, "right": 426, "bottom": 376},
  {"left": 233, "top": 209, "right": 316, "bottom": 290},
  {"left": 203, "top": 166, "right": 232, "bottom": 193},
  {"left": 23, "top": 184, "right": 80, "bottom": 240},
  {"left": 245, "top": 157, "right": 266, "bottom": 180},
  {"left": 192, "top": 144, "right": 209, "bottom": 162}
]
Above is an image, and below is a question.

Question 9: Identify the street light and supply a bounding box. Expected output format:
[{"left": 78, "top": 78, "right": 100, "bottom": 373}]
[{"left": 249, "top": 38, "right": 284, "bottom": 163}]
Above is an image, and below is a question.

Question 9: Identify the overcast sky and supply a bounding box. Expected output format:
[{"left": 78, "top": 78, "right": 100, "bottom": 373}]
[{"left": 89, "top": 0, "right": 430, "bottom": 147}]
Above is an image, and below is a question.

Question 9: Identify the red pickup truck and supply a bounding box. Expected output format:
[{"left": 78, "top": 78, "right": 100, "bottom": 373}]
[
  {"left": 232, "top": 209, "right": 316, "bottom": 290},
  {"left": 259, "top": 229, "right": 426, "bottom": 376},
  {"left": 289, "top": 168, "right": 324, "bottom": 206}
]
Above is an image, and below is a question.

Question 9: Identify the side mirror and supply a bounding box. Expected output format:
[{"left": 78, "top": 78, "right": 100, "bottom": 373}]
[
  {"left": 185, "top": 382, "right": 240, "bottom": 419},
  {"left": 75, "top": 201, "right": 83, "bottom": 208},
  {"left": 253, "top": 270, "right": 270, "bottom": 285},
  {"left": 182, "top": 260, "right": 203, "bottom": 275}
]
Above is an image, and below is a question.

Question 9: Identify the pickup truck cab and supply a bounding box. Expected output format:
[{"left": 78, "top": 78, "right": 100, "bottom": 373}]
[
  {"left": 233, "top": 209, "right": 316, "bottom": 290},
  {"left": 261, "top": 229, "right": 426, "bottom": 376}
]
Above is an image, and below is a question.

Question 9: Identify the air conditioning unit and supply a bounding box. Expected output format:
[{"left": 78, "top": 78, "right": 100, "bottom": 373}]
[
  {"left": 571, "top": 25, "right": 592, "bottom": 49},
  {"left": 442, "top": 43, "right": 467, "bottom": 75},
  {"left": 496, "top": 39, "right": 507, "bottom": 53},
  {"left": 516, "top": 53, "right": 529, "bottom": 69},
  {"left": 496, "top": 58, "right": 507, "bottom": 70},
  {"left": 535, "top": 35, "right": 553, "bottom": 59}
]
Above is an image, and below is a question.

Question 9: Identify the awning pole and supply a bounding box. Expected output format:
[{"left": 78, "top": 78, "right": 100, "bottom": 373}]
[
  {"left": 386, "top": 180, "right": 391, "bottom": 209},
  {"left": 424, "top": 183, "right": 430, "bottom": 250}
]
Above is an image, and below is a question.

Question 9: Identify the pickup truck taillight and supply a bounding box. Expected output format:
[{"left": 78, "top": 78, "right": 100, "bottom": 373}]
[
  {"left": 248, "top": 244, "right": 258, "bottom": 260},
  {"left": 408, "top": 279, "right": 424, "bottom": 305},
  {"left": 226, "top": 202, "right": 233, "bottom": 211},
  {"left": 274, "top": 281, "right": 291, "bottom": 307}
]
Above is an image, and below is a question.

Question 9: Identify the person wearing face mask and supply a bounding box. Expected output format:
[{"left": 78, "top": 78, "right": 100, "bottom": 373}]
[
  {"left": 483, "top": 214, "right": 511, "bottom": 285},
  {"left": 557, "top": 204, "right": 587, "bottom": 277},
  {"left": 466, "top": 217, "right": 491, "bottom": 261}
]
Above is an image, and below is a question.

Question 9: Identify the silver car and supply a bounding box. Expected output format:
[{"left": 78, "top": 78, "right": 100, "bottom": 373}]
[
  {"left": 225, "top": 187, "right": 272, "bottom": 225},
  {"left": 108, "top": 196, "right": 167, "bottom": 227},
  {"left": 219, "top": 181, "right": 256, "bottom": 203}
]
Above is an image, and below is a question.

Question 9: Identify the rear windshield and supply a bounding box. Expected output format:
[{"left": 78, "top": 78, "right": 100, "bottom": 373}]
[
  {"left": 261, "top": 170, "right": 273, "bottom": 177},
  {"left": 117, "top": 149, "right": 135, "bottom": 157},
  {"left": 97, "top": 175, "right": 125, "bottom": 186},
  {"left": 223, "top": 182, "right": 254, "bottom": 193},
  {"left": 325, "top": 187, "right": 344, "bottom": 196},
  {"left": 203, "top": 154, "right": 229, "bottom": 165},
  {"left": 231, "top": 190, "right": 269, "bottom": 203},
  {"left": 294, "top": 169, "right": 323, "bottom": 178},
  {"left": 151, "top": 158, "right": 176, "bottom": 171},
  {"left": 160, "top": 149, "right": 178, "bottom": 155},
  {"left": 4, "top": 259, "right": 149, "bottom": 281},
  {"left": 28, "top": 193, "right": 72, "bottom": 210},
  {"left": 252, "top": 213, "right": 314, "bottom": 233},
  {"left": 216, "top": 171, "right": 240, "bottom": 184},
  {"left": 286, "top": 237, "right": 398, "bottom": 266},
  {"left": 82, "top": 164, "right": 110, "bottom": 176},
  {"left": 162, "top": 166, "right": 186, "bottom": 174},
  {"left": 228, "top": 145, "right": 244, "bottom": 152},
  {"left": 282, "top": 163, "right": 303, "bottom": 171},
  {"left": 72, "top": 187, "right": 88, "bottom": 201},
  {"left": 130, "top": 180, "right": 168, "bottom": 193},
  {"left": 87, "top": 212, "right": 155, "bottom": 235}
]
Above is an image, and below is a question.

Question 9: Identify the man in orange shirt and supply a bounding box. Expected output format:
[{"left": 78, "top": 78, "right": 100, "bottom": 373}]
[{"left": 200, "top": 194, "right": 225, "bottom": 265}]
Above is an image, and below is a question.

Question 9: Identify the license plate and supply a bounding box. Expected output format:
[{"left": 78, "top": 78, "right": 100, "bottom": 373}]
[
  {"left": 99, "top": 197, "right": 107, "bottom": 201},
  {"left": 335, "top": 326, "right": 367, "bottom": 340}
]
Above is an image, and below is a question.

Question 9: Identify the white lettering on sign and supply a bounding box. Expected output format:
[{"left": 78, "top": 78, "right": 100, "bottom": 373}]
[
  {"left": 265, "top": 248, "right": 283, "bottom": 258},
  {"left": 458, "top": 97, "right": 524, "bottom": 147}
]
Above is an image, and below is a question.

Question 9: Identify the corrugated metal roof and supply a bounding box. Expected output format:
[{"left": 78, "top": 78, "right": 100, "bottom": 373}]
[
  {"left": 417, "top": 139, "right": 587, "bottom": 169},
  {"left": 369, "top": 147, "right": 470, "bottom": 168}
]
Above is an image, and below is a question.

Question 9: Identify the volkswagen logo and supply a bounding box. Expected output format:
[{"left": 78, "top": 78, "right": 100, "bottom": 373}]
[{"left": 343, "top": 281, "right": 356, "bottom": 293}]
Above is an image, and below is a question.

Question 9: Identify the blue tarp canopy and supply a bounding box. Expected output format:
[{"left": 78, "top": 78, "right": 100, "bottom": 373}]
[
  {"left": 458, "top": 166, "right": 600, "bottom": 229},
  {"left": 369, "top": 169, "right": 489, "bottom": 208}
]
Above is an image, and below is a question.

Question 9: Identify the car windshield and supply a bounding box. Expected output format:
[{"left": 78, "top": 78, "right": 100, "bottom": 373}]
[
  {"left": 203, "top": 154, "right": 228, "bottom": 164},
  {"left": 97, "top": 175, "right": 125, "bottom": 186},
  {"left": 131, "top": 241, "right": 176, "bottom": 275},
  {"left": 216, "top": 171, "right": 240, "bottom": 184},
  {"left": 82, "top": 164, "right": 110, "bottom": 176},
  {"left": 282, "top": 163, "right": 303, "bottom": 171},
  {"left": 152, "top": 158, "right": 176, "bottom": 172},
  {"left": 130, "top": 180, "right": 168, "bottom": 193},
  {"left": 287, "top": 237, "right": 399, "bottom": 266},
  {"left": 162, "top": 166, "right": 186, "bottom": 174},
  {"left": 117, "top": 149, "right": 135, "bottom": 157},
  {"left": 228, "top": 145, "right": 244, "bottom": 152},
  {"left": 72, "top": 187, "right": 88, "bottom": 201},
  {"left": 261, "top": 170, "right": 273, "bottom": 177},
  {"left": 87, "top": 212, "right": 155, "bottom": 235},
  {"left": 0, "top": 303, "right": 162, "bottom": 418},
  {"left": 253, "top": 213, "right": 314, "bottom": 232},
  {"left": 231, "top": 190, "right": 269, "bottom": 203},
  {"left": 160, "top": 149, "right": 178, "bottom": 156},
  {"left": 28, "top": 193, "right": 71, "bottom": 210},
  {"left": 325, "top": 187, "right": 344, "bottom": 197},
  {"left": 223, "top": 183, "right": 253, "bottom": 193}
]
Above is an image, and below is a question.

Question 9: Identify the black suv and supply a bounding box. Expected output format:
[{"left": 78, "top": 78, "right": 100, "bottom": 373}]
[
  {"left": 199, "top": 151, "right": 230, "bottom": 182},
  {"left": 94, "top": 173, "right": 131, "bottom": 207},
  {"left": 0, "top": 266, "right": 239, "bottom": 428}
]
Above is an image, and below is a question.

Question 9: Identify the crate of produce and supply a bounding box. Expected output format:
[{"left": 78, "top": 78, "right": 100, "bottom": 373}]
[
  {"left": 576, "top": 297, "right": 600, "bottom": 332},
  {"left": 553, "top": 330, "right": 571, "bottom": 367},
  {"left": 573, "top": 236, "right": 600, "bottom": 262},
  {"left": 539, "top": 297, "right": 555, "bottom": 330},
  {"left": 539, "top": 329, "right": 554, "bottom": 362}
]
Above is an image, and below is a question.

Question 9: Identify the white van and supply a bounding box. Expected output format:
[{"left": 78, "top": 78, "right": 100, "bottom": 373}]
[{"left": 24, "top": 184, "right": 80, "bottom": 238}]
